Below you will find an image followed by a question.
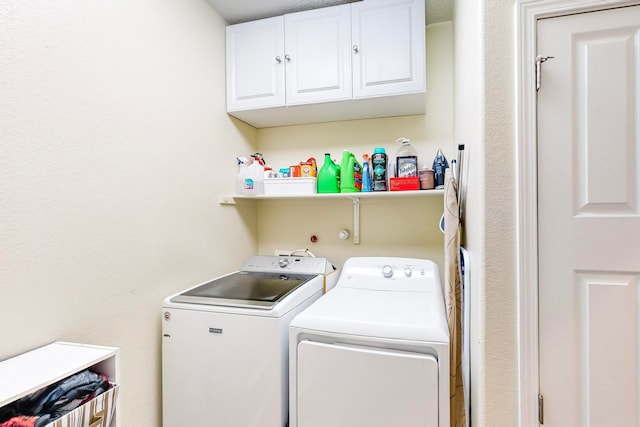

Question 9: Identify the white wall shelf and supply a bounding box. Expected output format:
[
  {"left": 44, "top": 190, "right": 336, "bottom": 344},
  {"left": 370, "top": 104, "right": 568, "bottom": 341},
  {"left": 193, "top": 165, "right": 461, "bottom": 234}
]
[
  {"left": 219, "top": 189, "right": 444, "bottom": 204},
  {"left": 219, "top": 189, "right": 444, "bottom": 244}
]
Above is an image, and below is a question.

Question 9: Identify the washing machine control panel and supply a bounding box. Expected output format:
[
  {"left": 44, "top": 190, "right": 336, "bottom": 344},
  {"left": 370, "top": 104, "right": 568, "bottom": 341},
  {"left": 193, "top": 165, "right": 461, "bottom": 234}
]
[{"left": 242, "top": 255, "right": 333, "bottom": 275}]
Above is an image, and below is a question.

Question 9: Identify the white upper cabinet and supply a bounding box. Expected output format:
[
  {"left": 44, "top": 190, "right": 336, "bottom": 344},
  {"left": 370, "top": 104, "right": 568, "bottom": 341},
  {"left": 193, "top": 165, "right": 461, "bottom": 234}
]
[
  {"left": 225, "top": 0, "right": 426, "bottom": 128},
  {"left": 284, "top": 5, "right": 352, "bottom": 106},
  {"left": 352, "top": 0, "right": 425, "bottom": 98},
  {"left": 226, "top": 16, "right": 285, "bottom": 111}
]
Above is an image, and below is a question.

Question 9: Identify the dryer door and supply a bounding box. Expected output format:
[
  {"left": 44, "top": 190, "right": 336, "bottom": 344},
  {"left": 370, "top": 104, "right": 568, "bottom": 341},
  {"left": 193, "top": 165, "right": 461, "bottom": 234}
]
[{"left": 296, "top": 341, "right": 439, "bottom": 427}]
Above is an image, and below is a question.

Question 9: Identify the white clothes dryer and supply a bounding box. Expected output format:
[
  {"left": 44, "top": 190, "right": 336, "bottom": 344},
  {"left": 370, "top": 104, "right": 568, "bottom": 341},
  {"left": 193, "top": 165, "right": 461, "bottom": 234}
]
[
  {"left": 162, "top": 255, "right": 337, "bottom": 427},
  {"left": 289, "top": 257, "right": 450, "bottom": 427}
]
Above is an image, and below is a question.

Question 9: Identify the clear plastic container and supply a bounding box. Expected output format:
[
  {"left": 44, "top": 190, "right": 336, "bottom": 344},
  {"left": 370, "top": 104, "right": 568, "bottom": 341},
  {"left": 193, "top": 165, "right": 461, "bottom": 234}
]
[{"left": 395, "top": 137, "right": 418, "bottom": 178}]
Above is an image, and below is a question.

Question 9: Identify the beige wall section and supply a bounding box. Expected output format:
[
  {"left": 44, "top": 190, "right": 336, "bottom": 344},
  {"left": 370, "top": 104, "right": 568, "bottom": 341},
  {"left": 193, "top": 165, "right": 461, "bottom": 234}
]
[
  {"left": 0, "top": 0, "right": 257, "bottom": 425},
  {"left": 454, "top": 0, "right": 518, "bottom": 425},
  {"left": 453, "top": 1, "right": 487, "bottom": 425},
  {"left": 254, "top": 22, "right": 454, "bottom": 270},
  {"left": 482, "top": 0, "right": 518, "bottom": 425}
]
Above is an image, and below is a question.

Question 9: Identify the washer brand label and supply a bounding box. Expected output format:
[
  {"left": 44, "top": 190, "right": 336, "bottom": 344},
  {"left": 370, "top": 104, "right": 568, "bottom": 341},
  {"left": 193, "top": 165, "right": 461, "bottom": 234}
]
[{"left": 209, "top": 328, "right": 223, "bottom": 334}]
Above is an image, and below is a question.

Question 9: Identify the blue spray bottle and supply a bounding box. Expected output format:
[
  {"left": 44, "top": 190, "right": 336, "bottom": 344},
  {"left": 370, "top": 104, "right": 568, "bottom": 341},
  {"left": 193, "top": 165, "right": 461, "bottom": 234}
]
[{"left": 361, "top": 154, "right": 372, "bottom": 192}]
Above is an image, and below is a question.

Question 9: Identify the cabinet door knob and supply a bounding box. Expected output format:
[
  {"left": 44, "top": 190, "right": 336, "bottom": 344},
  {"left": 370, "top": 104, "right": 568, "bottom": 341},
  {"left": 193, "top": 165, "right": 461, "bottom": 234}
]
[
  {"left": 275, "top": 56, "right": 282, "bottom": 63},
  {"left": 353, "top": 45, "right": 359, "bottom": 53},
  {"left": 285, "top": 54, "right": 291, "bottom": 62}
]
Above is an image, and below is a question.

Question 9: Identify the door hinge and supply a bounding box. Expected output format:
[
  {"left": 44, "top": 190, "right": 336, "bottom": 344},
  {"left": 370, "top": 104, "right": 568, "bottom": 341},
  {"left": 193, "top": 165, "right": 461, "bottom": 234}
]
[
  {"left": 535, "top": 55, "right": 554, "bottom": 91},
  {"left": 538, "top": 393, "right": 544, "bottom": 424}
]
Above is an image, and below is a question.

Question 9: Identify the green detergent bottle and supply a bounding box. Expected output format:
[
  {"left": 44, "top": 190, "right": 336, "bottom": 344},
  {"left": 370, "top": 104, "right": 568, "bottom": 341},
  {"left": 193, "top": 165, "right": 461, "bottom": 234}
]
[
  {"left": 317, "top": 153, "right": 340, "bottom": 193},
  {"left": 339, "top": 150, "right": 362, "bottom": 193}
]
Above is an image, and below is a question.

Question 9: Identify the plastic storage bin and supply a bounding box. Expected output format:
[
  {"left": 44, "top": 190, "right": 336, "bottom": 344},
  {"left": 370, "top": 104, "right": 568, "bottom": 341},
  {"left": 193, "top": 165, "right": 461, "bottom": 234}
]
[{"left": 263, "top": 178, "right": 317, "bottom": 196}]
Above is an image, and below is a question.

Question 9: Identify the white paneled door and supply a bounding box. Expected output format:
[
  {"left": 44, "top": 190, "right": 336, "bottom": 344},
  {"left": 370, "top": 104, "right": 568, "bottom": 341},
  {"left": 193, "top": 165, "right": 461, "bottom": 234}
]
[{"left": 537, "top": 6, "right": 640, "bottom": 426}]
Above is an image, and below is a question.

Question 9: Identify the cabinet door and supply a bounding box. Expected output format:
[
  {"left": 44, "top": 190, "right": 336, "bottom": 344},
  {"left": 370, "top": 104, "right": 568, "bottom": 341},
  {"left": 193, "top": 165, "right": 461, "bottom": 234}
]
[
  {"left": 351, "top": 0, "right": 425, "bottom": 99},
  {"left": 226, "top": 16, "right": 285, "bottom": 111},
  {"left": 284, "top": 5, "right": 352, "bottom": 106}
]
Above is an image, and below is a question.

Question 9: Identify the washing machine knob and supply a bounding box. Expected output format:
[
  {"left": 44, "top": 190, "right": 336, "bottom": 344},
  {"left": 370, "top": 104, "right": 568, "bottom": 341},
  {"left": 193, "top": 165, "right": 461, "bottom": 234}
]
[
  {"left": 382, "top": 265, "right": 394, "bottom": 278},
  {"left": 404, "top": 267, "right": 412, "bottom": 277},
  {"left": 278, "top": 258, "right": 289, "bottom": 268}
]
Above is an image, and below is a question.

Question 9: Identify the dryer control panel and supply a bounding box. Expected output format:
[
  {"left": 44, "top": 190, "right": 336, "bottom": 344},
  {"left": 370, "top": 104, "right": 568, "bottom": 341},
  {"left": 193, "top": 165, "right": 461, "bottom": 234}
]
[{"left": 338, "top": 257, "right": 441, "bottom": 292}]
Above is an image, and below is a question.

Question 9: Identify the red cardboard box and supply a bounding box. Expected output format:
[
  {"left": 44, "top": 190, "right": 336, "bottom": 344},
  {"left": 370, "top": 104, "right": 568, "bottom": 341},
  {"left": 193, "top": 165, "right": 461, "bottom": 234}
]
[{"left": 389, "top": 177, "right": 420, "bottom": 191}]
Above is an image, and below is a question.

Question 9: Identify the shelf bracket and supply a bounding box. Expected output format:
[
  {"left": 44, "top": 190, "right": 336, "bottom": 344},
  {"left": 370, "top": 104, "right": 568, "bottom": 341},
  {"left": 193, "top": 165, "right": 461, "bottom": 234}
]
[
  {"left": 218, "top": 194, "right": 236, "bottom": 205},
  {"left": 351, "top": 197, "right": 360, "bottom": 245}
]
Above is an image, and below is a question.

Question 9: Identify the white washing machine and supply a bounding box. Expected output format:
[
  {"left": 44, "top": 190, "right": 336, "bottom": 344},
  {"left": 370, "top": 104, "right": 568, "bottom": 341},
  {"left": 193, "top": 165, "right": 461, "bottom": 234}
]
[
  {"left": 289, "top": 257, "right": 450, "bottom": 427},
  {"left": 162, "top": 255, "right": 338, "bottom": 427}
]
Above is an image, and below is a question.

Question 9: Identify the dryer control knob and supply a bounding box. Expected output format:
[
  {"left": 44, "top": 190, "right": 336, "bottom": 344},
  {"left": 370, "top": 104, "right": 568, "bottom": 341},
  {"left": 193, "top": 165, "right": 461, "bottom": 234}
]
[
  {"left": 382, "top": 265, "right": 394, "bottom": 278},
  {"left": 404, "top": 267, "right": 412, "bottom": 277},
  {"left": 278, "top": 258, "right": 289, "bottom": 268}
]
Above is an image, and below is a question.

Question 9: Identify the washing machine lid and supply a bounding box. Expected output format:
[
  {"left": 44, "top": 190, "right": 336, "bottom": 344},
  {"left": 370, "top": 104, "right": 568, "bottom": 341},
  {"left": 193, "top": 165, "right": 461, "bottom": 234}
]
[
  {"left": 290, "top": 287, "right": 449, "bottom": 343},
  {"left": 170, "top": 271, "right": 318, "bottom": 309}
]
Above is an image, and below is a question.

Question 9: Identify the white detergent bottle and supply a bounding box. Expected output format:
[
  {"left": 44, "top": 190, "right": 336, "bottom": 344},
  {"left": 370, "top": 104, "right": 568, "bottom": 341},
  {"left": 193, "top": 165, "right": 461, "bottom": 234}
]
[{"left": 241, "top": 157, "right": 264, "bottom": 195}]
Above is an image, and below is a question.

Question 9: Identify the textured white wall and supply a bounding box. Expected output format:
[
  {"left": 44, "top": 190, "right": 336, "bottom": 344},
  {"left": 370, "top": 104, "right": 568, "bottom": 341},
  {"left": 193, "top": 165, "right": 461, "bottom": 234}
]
[
  {"left": 453, "top": 1, "right": 486, "bottom": 424},
  {"left": 481, "top": 0, "right": 518, "bottom": 424},
  {"left": 454, "top": 0, "right": 518, "bottom": 425},
  {"left": 0, "top": 0, "right": 257, "bottom": 425}
]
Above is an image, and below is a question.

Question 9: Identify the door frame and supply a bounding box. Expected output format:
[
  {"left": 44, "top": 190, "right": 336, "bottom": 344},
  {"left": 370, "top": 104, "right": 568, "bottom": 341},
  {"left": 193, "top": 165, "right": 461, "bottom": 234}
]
[{"left": 515, "top": 0, "right": 640, "bottom": 425}]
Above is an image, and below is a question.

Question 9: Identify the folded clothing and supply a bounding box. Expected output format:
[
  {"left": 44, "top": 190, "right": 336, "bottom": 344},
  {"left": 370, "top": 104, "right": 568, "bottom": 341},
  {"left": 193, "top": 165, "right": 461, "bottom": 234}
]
[
  {"left": 0, "top": 370, "right": 111, "bottom": 427},
  {"left": 0, "top": 416, "right": 39, "bottom": 427},
  {"left": 0, "top": 415, "right": 55, "bottom": 427}
]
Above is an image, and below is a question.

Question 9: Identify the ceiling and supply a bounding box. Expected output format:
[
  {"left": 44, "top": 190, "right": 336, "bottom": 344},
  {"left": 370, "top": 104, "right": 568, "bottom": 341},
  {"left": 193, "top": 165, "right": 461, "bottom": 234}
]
[{"left": 207, "top": 0, "right": 453, "bottom": 26}]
